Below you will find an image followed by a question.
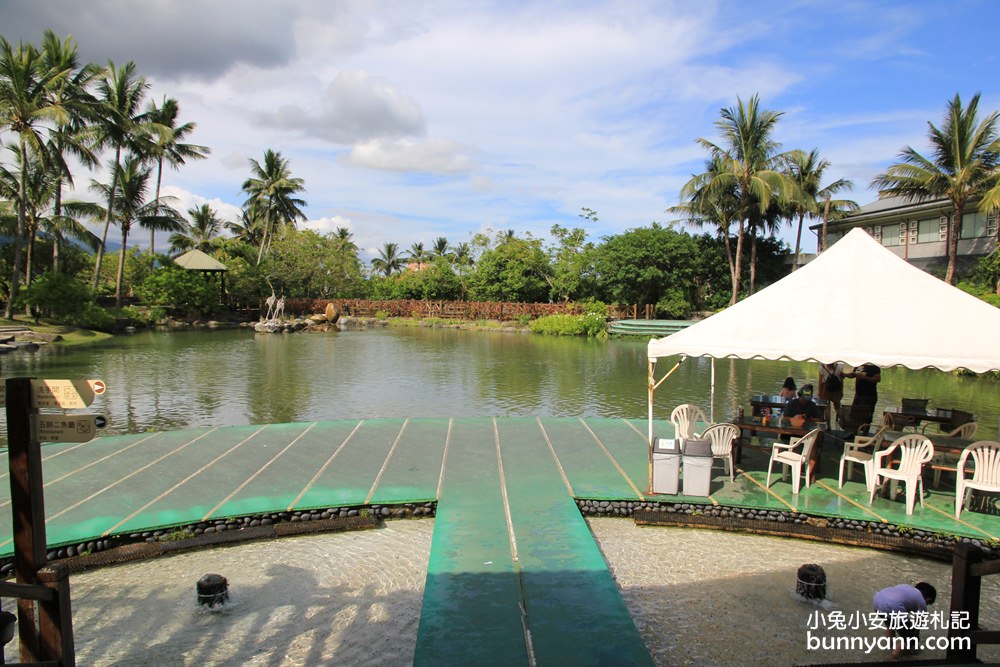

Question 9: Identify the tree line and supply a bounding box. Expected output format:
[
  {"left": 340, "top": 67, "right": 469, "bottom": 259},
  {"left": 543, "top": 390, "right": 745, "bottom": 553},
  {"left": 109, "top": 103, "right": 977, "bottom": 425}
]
[{"left": 2, "top": 31, "right": 999, "bottom": 329}]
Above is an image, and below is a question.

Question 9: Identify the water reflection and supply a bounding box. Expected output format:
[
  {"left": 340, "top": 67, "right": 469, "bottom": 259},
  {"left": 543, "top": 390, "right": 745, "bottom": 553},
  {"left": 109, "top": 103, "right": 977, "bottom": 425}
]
[{"left": 0, "top": 327, "right": 997, "bottom": 443}]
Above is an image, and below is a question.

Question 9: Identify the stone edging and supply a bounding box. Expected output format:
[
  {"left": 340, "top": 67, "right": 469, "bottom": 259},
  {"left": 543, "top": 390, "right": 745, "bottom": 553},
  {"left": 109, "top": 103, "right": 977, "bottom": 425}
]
[
  {"left": 577, "top": 499, "right": 1000, "bottom": 562},
  {"left": 0, "top": 502, "right": 436, "bottom": 577}
]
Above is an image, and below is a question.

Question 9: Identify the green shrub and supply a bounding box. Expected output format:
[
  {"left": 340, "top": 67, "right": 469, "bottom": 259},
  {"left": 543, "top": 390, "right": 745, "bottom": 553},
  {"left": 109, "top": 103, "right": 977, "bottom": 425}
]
[
  {"left": 77, "top": 302, "right": 115, "bottom": 331},
  {"left": 109, "top": 305, "right": 153, "bottom": 327},
  {"left": 135, "top": 264, "right": 219, "bottom": 318},
  {"left": 655, "top": 288, "right": 692, "bottom": 319},
  {"left": 25, "top": 272, "right": 92, "bottom": 323},
  {"left": 529, "top": 311, "right": 607, "bottom": 337}
]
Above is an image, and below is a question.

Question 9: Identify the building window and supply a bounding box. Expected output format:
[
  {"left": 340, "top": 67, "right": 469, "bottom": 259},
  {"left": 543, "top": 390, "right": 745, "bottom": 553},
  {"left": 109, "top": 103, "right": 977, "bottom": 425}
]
[
  {"left": 938, "top": 216, "right": 949, "bottom": 241},
  {"left": 869, "top": 225, "right": 881, "bottom": 242},
  {"left": 917, "top": 218, "right": 938, "bottom": 243},
  {"left": 881, "top": 223, "right": 899, "bottom": 246},
  {"left": 961, "top": 210, "right": 996, "bottom": 239}
]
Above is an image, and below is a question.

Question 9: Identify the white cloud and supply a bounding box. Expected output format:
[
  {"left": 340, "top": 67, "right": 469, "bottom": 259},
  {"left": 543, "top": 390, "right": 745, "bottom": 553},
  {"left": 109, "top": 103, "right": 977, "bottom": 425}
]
[
  {"left": 342, "top": 138, "right": 474, "bottom": 173},
  {"left": 0, "top": 1, "right": 991, "bottom": 257},
  {"left": 302, "top": 215, "right": 355, "bottom": 236}
]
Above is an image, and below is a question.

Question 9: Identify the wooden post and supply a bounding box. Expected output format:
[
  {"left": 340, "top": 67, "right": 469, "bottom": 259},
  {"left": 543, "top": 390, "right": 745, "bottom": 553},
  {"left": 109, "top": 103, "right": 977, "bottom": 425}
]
[
  {"left": 5, "top": 377, "right": 46, "bottom": 663},
  {"left": 38, "top": 563, "right": 74, "bottom": 667},
  {"left": 948, "top": 542, "right": 981, "bottom": 663}
]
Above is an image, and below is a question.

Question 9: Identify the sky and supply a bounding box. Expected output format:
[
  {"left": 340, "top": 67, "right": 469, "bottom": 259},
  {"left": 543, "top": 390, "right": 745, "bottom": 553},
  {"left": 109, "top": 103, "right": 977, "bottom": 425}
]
[{"left": 1, "top": 0, "right": 998, "bottom": 261}]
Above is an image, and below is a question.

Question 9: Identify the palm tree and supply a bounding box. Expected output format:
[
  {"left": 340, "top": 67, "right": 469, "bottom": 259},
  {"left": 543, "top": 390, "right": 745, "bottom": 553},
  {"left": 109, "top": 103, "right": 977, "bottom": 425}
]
[
  {"left": 332, "top": 226, "right": 357, "bottom": 254},
  {"left": 0, "top": 34, "right": 79, "bottom": 318},
  {"left": 872, "top": 93, "right": 1000, "bottom": 284},
  {"left": 783, "top": 149, "right": 857, "bottom": 268},
  {"left": 407, "top": 241, "right": 429, "bottom": 268},
  {"left": 674, "top": 154, "right": 741, "bottom": 299},
  {"left": 690, "top": 95, "right": 798, "bottom": 304},
  {"left": 89, "top": 60, "right": 151, "bottom": 291},
  {"left": 241, "top": 149, "right": 306, "bottom": 265},
  {"left": 371, "top": 241, "right": 405, "bottom": 277},
  {"left": 89, "top": 156, "right": 184, "bottom": 305},
  {"left": 430, "top": 236, "right": 451, "bottom": 260},
  {"left": 39, "top": 30, "right": 101, "bottom": 275},
  {"left": 0, "top": 151, "right": 59, "bottom": 300},
  {"left": 144, "top": 96, "right": 209, "bottom": 254},
  {"left": 170, "top": 203, "right": 223, "bottom": 253},
  {"left": 452, "top": 241, "right": 473, "bottom": 267}
]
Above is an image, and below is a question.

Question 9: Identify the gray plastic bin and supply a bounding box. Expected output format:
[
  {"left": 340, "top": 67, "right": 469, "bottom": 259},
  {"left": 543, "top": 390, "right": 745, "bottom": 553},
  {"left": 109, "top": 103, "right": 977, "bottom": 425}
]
[
  {"left": 652, "top": 438, "right": 681, "bottom": 495},
  {"left": 682, "top": 438, "right": 713, "bottom": 497}
]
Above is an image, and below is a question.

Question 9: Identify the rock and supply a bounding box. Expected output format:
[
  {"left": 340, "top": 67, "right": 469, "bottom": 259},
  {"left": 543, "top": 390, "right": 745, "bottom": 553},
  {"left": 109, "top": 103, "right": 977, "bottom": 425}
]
[
  {"left": 19, "top": 331, "right": 62, "bottom": 343},
  {"left": 254, "top": 321, "right": 282, "bottom": 333},
  {"left": 325, "top": 303, "right": 340, "bottom": 323}
]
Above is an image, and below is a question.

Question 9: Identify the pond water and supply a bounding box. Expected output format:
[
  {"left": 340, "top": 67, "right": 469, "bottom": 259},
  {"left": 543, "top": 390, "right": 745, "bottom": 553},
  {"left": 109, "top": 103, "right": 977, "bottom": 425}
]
[{"left": 1, "top": 325, "right": 998, "bottom": 444}]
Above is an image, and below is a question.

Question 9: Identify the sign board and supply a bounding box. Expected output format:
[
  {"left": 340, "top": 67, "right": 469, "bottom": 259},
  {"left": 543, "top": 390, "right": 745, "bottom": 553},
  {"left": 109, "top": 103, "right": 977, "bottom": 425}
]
[
  {"left": 32, "top": 413, "right": 106, "bottom": 443},
  {"left": 29, "top": 379, "right": 105, "bottom": 409}
]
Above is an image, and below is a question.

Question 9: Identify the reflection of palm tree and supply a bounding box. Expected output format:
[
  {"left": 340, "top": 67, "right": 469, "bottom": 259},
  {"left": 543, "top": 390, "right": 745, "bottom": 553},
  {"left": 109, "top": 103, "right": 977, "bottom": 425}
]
[
  {"left": 144, "top": 96, "right": 209, "bottom": 254},
  {"left": 372, "top": 242, "right": 404, "bottom": 277},
  {"left": 873, "top": 93, "right": 1000, "bottom": 284}
]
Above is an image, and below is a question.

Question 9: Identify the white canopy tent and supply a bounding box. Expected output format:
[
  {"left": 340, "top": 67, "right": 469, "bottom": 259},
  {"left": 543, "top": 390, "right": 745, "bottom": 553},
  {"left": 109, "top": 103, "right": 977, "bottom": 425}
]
[{"left": 644, "top": 228, "right": 1000, "bottom": 491}]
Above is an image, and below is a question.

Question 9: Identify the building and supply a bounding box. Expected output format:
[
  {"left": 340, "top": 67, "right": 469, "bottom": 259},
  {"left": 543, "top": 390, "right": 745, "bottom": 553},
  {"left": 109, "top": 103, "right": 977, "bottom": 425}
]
[{"left": 811, "top": 196, "right": 998, "bottom": 274}]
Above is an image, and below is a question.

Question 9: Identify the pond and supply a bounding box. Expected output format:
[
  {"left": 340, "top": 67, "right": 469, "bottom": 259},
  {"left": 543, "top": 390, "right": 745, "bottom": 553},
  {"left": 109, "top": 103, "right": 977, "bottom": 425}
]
[{"left": 1, "top": 326, "right": 997, "bottom": 445}]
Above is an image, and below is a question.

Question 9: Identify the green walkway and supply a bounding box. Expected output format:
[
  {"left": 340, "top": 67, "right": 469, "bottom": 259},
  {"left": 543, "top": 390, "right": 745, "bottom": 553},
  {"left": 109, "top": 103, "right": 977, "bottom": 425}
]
[
  {"left": 1, "top": 417, "right": 998, "bottom": 666},
  {"left": 414, "top": 418, "right": 652, "bottom": 666}
]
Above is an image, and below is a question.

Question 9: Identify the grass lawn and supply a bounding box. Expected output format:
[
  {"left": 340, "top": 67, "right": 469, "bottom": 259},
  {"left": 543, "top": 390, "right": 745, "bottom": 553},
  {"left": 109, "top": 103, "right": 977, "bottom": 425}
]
[{"left": 0, "top": 315, "right": 112, "bottom": 346}]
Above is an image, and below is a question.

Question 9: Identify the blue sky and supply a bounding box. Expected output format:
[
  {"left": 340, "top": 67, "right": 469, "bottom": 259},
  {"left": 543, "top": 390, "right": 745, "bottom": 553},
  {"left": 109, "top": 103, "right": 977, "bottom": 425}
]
[{"left": 2, "top": 0, "right": 998, "bottom": 259}]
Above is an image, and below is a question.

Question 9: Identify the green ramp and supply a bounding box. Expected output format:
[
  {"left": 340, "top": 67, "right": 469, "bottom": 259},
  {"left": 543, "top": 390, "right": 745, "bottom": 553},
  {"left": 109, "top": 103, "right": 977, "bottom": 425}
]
[
  {"left": 414, "top": 418, "right": 529, "bottom": 666},
  {"left": 498, "top": 418, "right": 653, "bottom": 667},
  {"left": 415, "top": 418, "right": 652, "bottom": 666}
]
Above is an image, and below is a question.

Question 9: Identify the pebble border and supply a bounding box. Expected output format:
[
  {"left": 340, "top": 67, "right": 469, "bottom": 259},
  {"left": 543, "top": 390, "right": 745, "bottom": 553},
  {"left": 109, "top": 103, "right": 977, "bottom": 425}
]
[
  {"left": 3, "top": 497, "right": 998, "bottom": 575},
  {"left": 0, "top": 501, "right": 436, "bottom": 577},
  {"left": 576, "top": 498, "right": 1000, "bottom": 561}
]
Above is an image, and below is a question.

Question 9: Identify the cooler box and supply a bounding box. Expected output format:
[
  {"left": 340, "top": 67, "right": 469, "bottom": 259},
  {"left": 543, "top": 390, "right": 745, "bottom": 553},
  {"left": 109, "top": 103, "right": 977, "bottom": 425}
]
[{"left": 652, "top": 438, "right": 681, "bottom": 495}]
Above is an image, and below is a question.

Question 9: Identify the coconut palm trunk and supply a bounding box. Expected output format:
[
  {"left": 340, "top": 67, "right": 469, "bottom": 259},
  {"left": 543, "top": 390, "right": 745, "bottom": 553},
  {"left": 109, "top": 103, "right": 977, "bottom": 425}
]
[{"left": 92, "top": 146, "right": 121, "bottom": 292}]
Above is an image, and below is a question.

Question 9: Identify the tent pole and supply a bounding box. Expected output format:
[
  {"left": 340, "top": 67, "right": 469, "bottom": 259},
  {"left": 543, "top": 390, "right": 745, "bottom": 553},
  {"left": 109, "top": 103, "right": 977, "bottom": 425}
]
[
  {"left": 647, "top": 357, "right": 683, "bottom": 494},
  {"left": 710, "top": 358, "right": 716, "bottom": 424},
  {"left": 647, "top": 359, "right": 655, "bottom": 494}
]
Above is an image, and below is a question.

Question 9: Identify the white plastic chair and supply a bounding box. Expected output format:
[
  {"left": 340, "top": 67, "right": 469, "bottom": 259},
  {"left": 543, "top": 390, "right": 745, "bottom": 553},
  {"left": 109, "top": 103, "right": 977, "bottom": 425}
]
[
  {"left": 766, "top": 428, "right": 823, "bottom": 494},
  {"left": 670, "top": 404, "right": 708, "bottom": 442},
  {"left": 838, "top": 423, "right": 890, "bottom": 493},
  {"left": 930, "top": 421, "right": 979, "bottom": 487},
  {"left": 868, "top": 434, "right": 934, "bottom": 515},
  {"left": 702, "top": 423, "right": 741, "bottom": 482},
  {"left": 955, "top": 441, "right": 1000, "bottom": 518}
]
